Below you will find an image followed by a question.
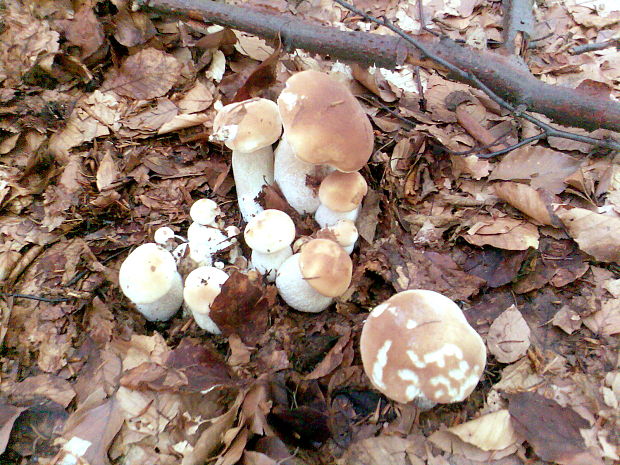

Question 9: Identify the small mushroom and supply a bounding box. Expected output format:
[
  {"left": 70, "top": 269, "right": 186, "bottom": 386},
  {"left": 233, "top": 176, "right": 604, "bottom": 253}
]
[
  {"left": 315, "top": 171, "right": 367, "bottom": 228},
  {"left": 211, "top": 98, "right": 282, "bottom": 221},
  {"left": 276, "top": 238, "right": 352, "bottom": 313},
  {"left": 183, "top": 266, "right": 229, "bottom": 333},
  {"left": 360, "top": 290, "right": 486, "bottom": 408},
  {"left": 244, "top": 209, "right": 296, "bottom": 282},
  {"left": 118, "top": 243, "right": 183, "bottom": 321},
  {"left": 317, "top": 219, "right": 359, "bottom": 254}
]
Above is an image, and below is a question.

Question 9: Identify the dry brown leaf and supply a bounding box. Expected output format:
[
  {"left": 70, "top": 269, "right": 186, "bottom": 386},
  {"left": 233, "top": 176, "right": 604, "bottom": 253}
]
[
  {"left": 158, "top": 113, "right": 210, "bottom": 135},
  {"left": 338, "top": 435, "right": 423, "bottom": 465},
  {"left": 177, "top": 81, "right": 213, "bottom": 113},
  {"left": 487, "top": 305, "right": 531, "bottom": 363},
  {"left": 105, "top": 48, "right": 182, "bottom": 100},
  {"left": 96, "top": 152, "right": 120, "bottom": 191},
  {"left": 555, "top": 206, "right": 620, "bottom": 263},
  {"left": 508, "top": 391, "right": 604, "bottom": 465},
  {"left": 493, "top": 182, "right": 556, "bottom": 226},
  {"left": 9, "top": 374, "right": 76, "bottom": 408},
  {"left": 233, "top": 32, "right": 274, "bottom": 61},
  {"left": 489, "top": 146, "right": 581, "bottom": 194},
  {"left": 49, "top": 91, "right": 121, "bottom": 160},
  {"left": 113, "top": 9, "right": 156, "bottom": 47},
  {"left": 123, "top": 98, "right": 178, "bottom": 132},
  {"left": 552, "top": 306, "right": 582, "bottom": 334},
  {"left": 62, "top": 389, "right": 125, "bottom": 465},
  {"left": 582, "top": 299, "right": 620, "bottom": 336},
  {"left": 450, "top": 154, "right": 491, "bottom": 180},
  {"left": 430, "top": 409, "right": 521, "bottom": 458},
  {"left": 0, "top": 403, "right": 26, "bottom": 454},
  {"left": 58, "top": 6, "right": 105, "bottom": 59},
  {"left": 462, "top": 217, "right": 539, "bottom": 250}
]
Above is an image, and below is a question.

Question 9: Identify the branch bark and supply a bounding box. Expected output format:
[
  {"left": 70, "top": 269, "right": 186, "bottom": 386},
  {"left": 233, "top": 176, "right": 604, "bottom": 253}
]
[{"left": 135, "top": 0, "right": 620, "bottom": 135}]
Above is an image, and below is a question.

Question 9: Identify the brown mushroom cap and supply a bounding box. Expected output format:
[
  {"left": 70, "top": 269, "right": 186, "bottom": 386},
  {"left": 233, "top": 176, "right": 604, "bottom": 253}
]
[
  {"left": 360, "top": 290, "right": 486, "bottom": 404},
  {"left": 277, "top": 71, "right": 374, "bottom": 172},
  {"left": 299, "top": 238, "right": 352, "bottom": 297},
  {"left": 318, "top": 171, "right": 368, "bottom": 212},
  {"left": 212, "top": 98, "right": 282, "bottom": 152}
]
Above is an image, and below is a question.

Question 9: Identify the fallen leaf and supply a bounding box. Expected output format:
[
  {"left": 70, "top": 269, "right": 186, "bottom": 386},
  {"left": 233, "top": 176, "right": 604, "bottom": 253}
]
[
  {"left": 489, "top": 146, "right": 581, "bottom": 194},
  {"left": 555, "top": 206, "right": 620, "bottom": 263},
  {"left": 552, "top": 306, "right": 582, "bottom": 334},
  {"left": 487, "top": 305, "right": 531, "bottom": 363},
  {"left": 582, "top": 299, "right": 620, "bottom": 336},
  {"left": 177, "top": 81, "right": 213, "bottom": 113},
  {"left": 105, "top": 48, "right": 182, "bottom": 100},
  {"left": 113, "top": 8, "right": 156, "bottom": 47},
  {"left": 508, "top": 391, "right": 604, "bottom": 465},
  {"left": 209, "top": 272, "right": 275, "bottom": 345},
  {"left": 0, "top": 403, "right": 26, "bottom": 454},
  {"left": 462, "top": 217, "right": 539, "bottom": 250},
  {"left": 232, "top": 38, "right": 281, "bottom": 102},
  {"left": 58, "top": 6, "right": 105, "bottom": 59},
  {"left": 96, "top": 151, "right": 120, "bottom": 191},
  {"left": 338, "top": 435, "right": 422, "bottom": 465},
  {"left": 494, "top": 181, "right": 557, "bottom": 226}
]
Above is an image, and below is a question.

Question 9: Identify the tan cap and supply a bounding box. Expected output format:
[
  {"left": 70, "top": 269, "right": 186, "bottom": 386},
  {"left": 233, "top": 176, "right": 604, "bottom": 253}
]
[
  {"left": 319, "top": 171, "right": 368, "bottom": 212},
  {"left": 360, "top": 290, "right": 486, "bottom": 405},
  {"left": 212, "top": 98, "right": 282, "bottom": 152},
  {"left": 277, "top": 71, "right": 374, "bottom": 172},
  {"left": 299, "top": 238, "right": 352, "bottom": 297}
]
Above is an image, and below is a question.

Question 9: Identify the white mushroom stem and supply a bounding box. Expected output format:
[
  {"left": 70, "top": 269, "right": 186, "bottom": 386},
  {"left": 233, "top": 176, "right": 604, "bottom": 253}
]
[
  {"left": 232, "top": 145, "right": 274, "bottom": 221},
  {"left": 274, "top": 138, "right": 331, "bottom": 215},
  {"left": 315, "top": 205, "right": 361, "bottom": 229},
  {"left": 251, "top": 247, "right": 293, "bottom": 282},
  {"left": 275, "top": 254, "right": 333, "bottom": 313},
  {"left": 187, "top": 223, "right": 233, "bottom": 266}
]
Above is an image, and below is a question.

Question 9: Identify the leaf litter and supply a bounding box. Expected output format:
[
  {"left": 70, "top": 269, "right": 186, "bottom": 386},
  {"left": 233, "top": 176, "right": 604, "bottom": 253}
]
[{"left": 0, "top": 0, "right": 619, "bottom": 464}]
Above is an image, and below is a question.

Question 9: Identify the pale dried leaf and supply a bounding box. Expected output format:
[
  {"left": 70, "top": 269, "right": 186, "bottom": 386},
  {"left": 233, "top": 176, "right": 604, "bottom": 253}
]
[
  {"left": 158, "top": 113, "right": 210, "bottom": 135},
  {"left": 450, "top": 155, "right": 491, "bottom": 180},
  {"left": 494, "top": 182, "right": 555, "bottom": 226},
  {"left": 438, "top": 410, "right": 520, "bottom": 451},
  {"left": 105, "top": 48, "right": 181, "bottom": 100},
  {"left": 123, "top": 98, "right": 178, "bottom": 132},
  {"left": 462, "top": 217, "right": 539, "bottom": 250},
  {"left": 552, "top": 306, "right": 582, "bottom": 334},
  {"left": 487, "top": 305, "right": 531, "bottom": 363},
  {"left": 555, "top": 206, "right": 620, "bottom": 263},
  {"left": 489, "top": 146, "right": 581, "bottom": 194},
  {"left": 233, "top": 32, "right": 274, "bottom": 61},
  {"left": 338, "top": 436, "right": 423, "bottom": 465},
  {"left": 582, "top": 299, "right": 620, "bottom": 336},
  {"left": 178, "top": 81, "right": 213, "bottom": 113},
  {"left": 96, "top": 152, "right": 120, "bottom": 191}
]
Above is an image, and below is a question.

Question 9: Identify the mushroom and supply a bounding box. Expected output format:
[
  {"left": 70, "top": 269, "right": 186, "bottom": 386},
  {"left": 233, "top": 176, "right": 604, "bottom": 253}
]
[
  {"left": 275, "top": 238, "right": 352, "bottom": 312},
  {"left": 189, "top": 198, "right": 222, "bottom": 228},
  {"left": 186, "top": 225, "right": 232, "bottom": 267},
  {"left": 183, "top": 266, "right": 229, "bottom": 333},
  {"left": 118, "top": 243, "right": 184, "bottom": 321},
  {"left": 317, "top": 219, "right": 359, "bottom": 254},
  {"left": 275, "top": 70, "right": 374, "bottom": 214},
  {"left": 211, "top": 98, "right": 282, "bottom": 221},
  {"left": 315, "top": 171, "right": 368, "bottom": 228},
  {"left": 244, "top": 209, "right": 296, "bottom": 282},
  {"left": 359, "top": 290, "right": 486, "bottom": 408}
]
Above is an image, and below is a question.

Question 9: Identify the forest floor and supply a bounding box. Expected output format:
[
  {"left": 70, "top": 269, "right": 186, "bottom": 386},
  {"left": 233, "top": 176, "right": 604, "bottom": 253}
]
[{"left": 0, "top": 0, "right": 619, "bottom": 464}]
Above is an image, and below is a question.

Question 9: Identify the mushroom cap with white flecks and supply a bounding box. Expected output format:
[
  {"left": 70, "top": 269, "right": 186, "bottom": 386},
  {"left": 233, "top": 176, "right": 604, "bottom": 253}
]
[
  {"left": 360, "top": 290, "right": 486, "bottom": 404},
  {"left": 244, "top": 209, "right": 296, "bottom": 254},
  {"left": 277, "top": 70, "right": 374, "bottom": 172},
  {"left": 211, "top": 98, "right": 282, "bottom": 153}
]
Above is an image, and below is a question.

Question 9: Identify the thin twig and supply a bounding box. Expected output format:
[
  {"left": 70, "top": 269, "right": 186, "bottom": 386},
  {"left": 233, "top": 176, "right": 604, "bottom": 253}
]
[
  {"left": 1, "top": 293, "right": 70, "bottom": 303},
  {"left": 570, "top": 40, "right": 618, "bottom": 55}
]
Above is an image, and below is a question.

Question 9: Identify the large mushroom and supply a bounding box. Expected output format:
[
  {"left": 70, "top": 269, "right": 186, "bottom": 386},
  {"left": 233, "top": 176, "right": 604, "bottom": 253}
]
[
  {"left": 360, "top": 290, "right": 486, "bottom": 408},
  {"left": 275, "top": 238, "right": 352, "bottom": 313},
  {"left": 275, "top": 70, "right": 374, "bottom": 214},
  {"left": 211, "top": 98, "right": 282, "bottom": 221},
  {"left": 118, "top": 243, "right": 184, "bottom": 321}
]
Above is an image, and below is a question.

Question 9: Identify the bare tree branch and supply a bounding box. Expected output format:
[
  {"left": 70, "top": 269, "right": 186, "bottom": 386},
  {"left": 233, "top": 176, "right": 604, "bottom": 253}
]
[{"left": 134, "top": 0, "right": 620, "bottom": 148}]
